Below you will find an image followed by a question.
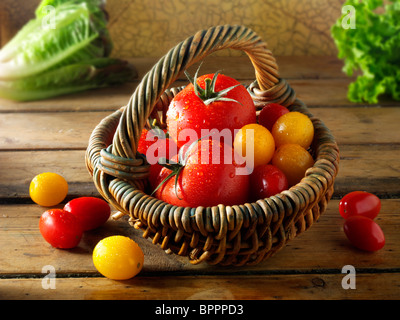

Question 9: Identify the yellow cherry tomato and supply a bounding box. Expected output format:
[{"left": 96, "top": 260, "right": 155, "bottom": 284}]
[
  {"left": 272, "top": 111, "right": 314, "bottom": 149},
  {"left": 234, "top": 123, "right": 275, "bottom": 170},
  {"left": 93, "top": 235, "right": 144, "bottom": 280},
  {"left": 29, "top": 172, "right": 68, "bottom": 207},
  {"left": 272, "top": 144, "right": 314, "bottom": 186}
]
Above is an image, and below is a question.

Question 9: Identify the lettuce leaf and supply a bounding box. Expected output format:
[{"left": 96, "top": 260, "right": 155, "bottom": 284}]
[
  {"left": 0, "top": 58, "right": 135, "bottom": 101},
  {"left": 0, "top": 0, "right": 136, "bottom": 101},
  {"left": 331, "top": 0, "right": 400, "bottom": 103}
]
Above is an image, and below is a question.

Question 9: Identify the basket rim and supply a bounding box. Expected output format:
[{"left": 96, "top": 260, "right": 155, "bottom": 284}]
[{"left": 86, "top": 82, "right": 339, "bottom": 213}]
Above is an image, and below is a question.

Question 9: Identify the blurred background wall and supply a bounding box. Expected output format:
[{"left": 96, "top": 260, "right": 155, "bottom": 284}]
[{"left": 0, "top": 0, "right": 344, "bottom": 57}]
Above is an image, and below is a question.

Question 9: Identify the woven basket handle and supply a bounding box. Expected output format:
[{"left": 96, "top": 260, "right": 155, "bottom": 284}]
[{"left": 110, "top": 25, "right": 281, "bottom": 162}]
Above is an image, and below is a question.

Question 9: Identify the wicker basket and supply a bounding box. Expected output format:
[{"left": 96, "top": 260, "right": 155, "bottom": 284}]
[{"left": 85, "top": 25, "right": 339, "bottom": 266}]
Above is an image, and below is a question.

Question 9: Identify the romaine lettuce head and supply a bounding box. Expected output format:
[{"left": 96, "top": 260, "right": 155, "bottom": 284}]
[
  {"left": 0, "top": 0, "right": 135, "bottom": 101},
  {"left": 0, "top": 58, "right": 135, "bottom": 102}
]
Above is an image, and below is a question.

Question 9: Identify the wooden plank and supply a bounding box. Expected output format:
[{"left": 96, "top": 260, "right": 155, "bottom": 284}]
[
  {"left": 1, "top": 107, "right": 400, "bottom": 151},
  {"left": 120, "top": 56, "right": 349, "bottom": 81},
  {"left": 1, "top": 273, "right": 399, "bottom": 300},
  {"left": 335, "top": 144, "right": 400, "bottom": 198},
  {"left": 179, "top": 55, "right": 349, "bottom": 80},
  {"left": 293, "top": 78, "right": 351, "bottom": 107},
  {"left": 0, "top": 82, "right": 138, "bottom": 113},
  {"left": 0, "top": 78, "right": 386, "bottom": 113},
  {"left": 276, "top": 56, "right": 347, "bottom": 80},
  {"left": 0, "top": 56, "right": 380, "bottom": 113},
  {"left": 1, "top": 145, "right": 399, "bottom": 200},
  {"left": 0, "top": 200, "right": 398, "bottom": 275},
  {"left": 2, "top": 83, "right": 396, "bottom": 114},
  {"left": 0, "top": 150, "right": 96, "bottom": 200},
  {"left": 0, "top": 111, "right": 108, "bottom": 150},
  {"left": 310, "top": 106, "right": 400, "bottom": 145}
]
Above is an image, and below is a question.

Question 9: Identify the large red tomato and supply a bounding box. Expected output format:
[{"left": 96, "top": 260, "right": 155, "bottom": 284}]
[
  {"left": 153, "top": 138, "right": 249, "bottom": 207},
  {"left": 167, "top": 71, "right": 256, "bottom": 148}
]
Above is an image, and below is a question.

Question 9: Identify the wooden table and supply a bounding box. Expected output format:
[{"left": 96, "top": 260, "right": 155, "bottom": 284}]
[{"left": 1, "top": 56, "right": 399, "bottom": 301}]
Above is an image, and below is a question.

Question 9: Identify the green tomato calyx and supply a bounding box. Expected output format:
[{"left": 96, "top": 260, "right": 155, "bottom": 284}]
[{"left": 184, "top": 64, "right": 242, "bottom": 106}]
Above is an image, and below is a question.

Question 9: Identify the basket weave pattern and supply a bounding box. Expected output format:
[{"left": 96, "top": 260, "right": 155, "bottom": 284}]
[{"left": 86, "top": 25, "right": 339, "bottom": 266}]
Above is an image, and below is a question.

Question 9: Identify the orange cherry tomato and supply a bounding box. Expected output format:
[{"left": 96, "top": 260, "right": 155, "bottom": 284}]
[
  {"left": 234, "top": 123, "right": 275, "bottom": 170},
  {"left": 93, "top": 236, "right": 144, "bottom": 280},
  {"left": 272, "top": 144, "right": 314, "bottom": 186},
  {"left": 30, "top": 172, "right": 68, "bottom": 207},
  {"left": 272, "top": 111, "right": 314, "bottom": 149}
]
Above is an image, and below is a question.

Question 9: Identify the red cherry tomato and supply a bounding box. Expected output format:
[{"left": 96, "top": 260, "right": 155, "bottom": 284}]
[
  {"left": 339, "top": 191, "right": 381, "bottom": 219},
  {"left": 137, "top": 128, "right": 178, "bottom": 162},
  {"left": 39, "top": 209, "right": 83, "bottom": 249},
  {"left": 64, "top": 197, "right": 111, "bottom": 231},
  {"left": 258, "top": 103, "right": 289, "bottom": 131},
  {"left": 343, "top": 216, "right": 385, "bottom": 252},
  {"left": 137, "top": 128, "right": 179, "bottom": 190},
  {"left": 249, "top": 164, "right": 288, "bottom": 201}
]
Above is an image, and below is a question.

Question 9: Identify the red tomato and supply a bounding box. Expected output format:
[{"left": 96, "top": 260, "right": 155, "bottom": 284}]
[
  {"left": 167, "top": 72, "right": 256, "bottom": 148},
  {"left": 339, "top": 191, "right": 381, "bottom": 219},
  {"left": 258, "top": 103, "right": 290, "bottom": 131},
  {"left": 154, "top": 138, "right": 249, "bottom": 207},
  {"left": 343, "top": 216, "right": 385, "bottom": 252},
  {"left": 39, "top": 209, "right": 82, "bottom": 249},
  {"left": 249, "top": 164, "right": 288, "bottom": 201},
  {"left": 64, "top": 197, "right": 111, "bottom": 231},
  {"left": 137, "top": 128, "right": 179, "bottom": 190},
  {"left": 137, "top": 128, "right": 178, "bottom": 160}
]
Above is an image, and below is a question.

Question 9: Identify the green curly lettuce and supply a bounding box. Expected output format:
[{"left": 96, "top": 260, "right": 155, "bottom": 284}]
[
  {"left": 331, "top": 0, "right": 400, "bottom": 103},
  {"left": 0, "top": 0, "right": 136, "bottom": 101}
]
